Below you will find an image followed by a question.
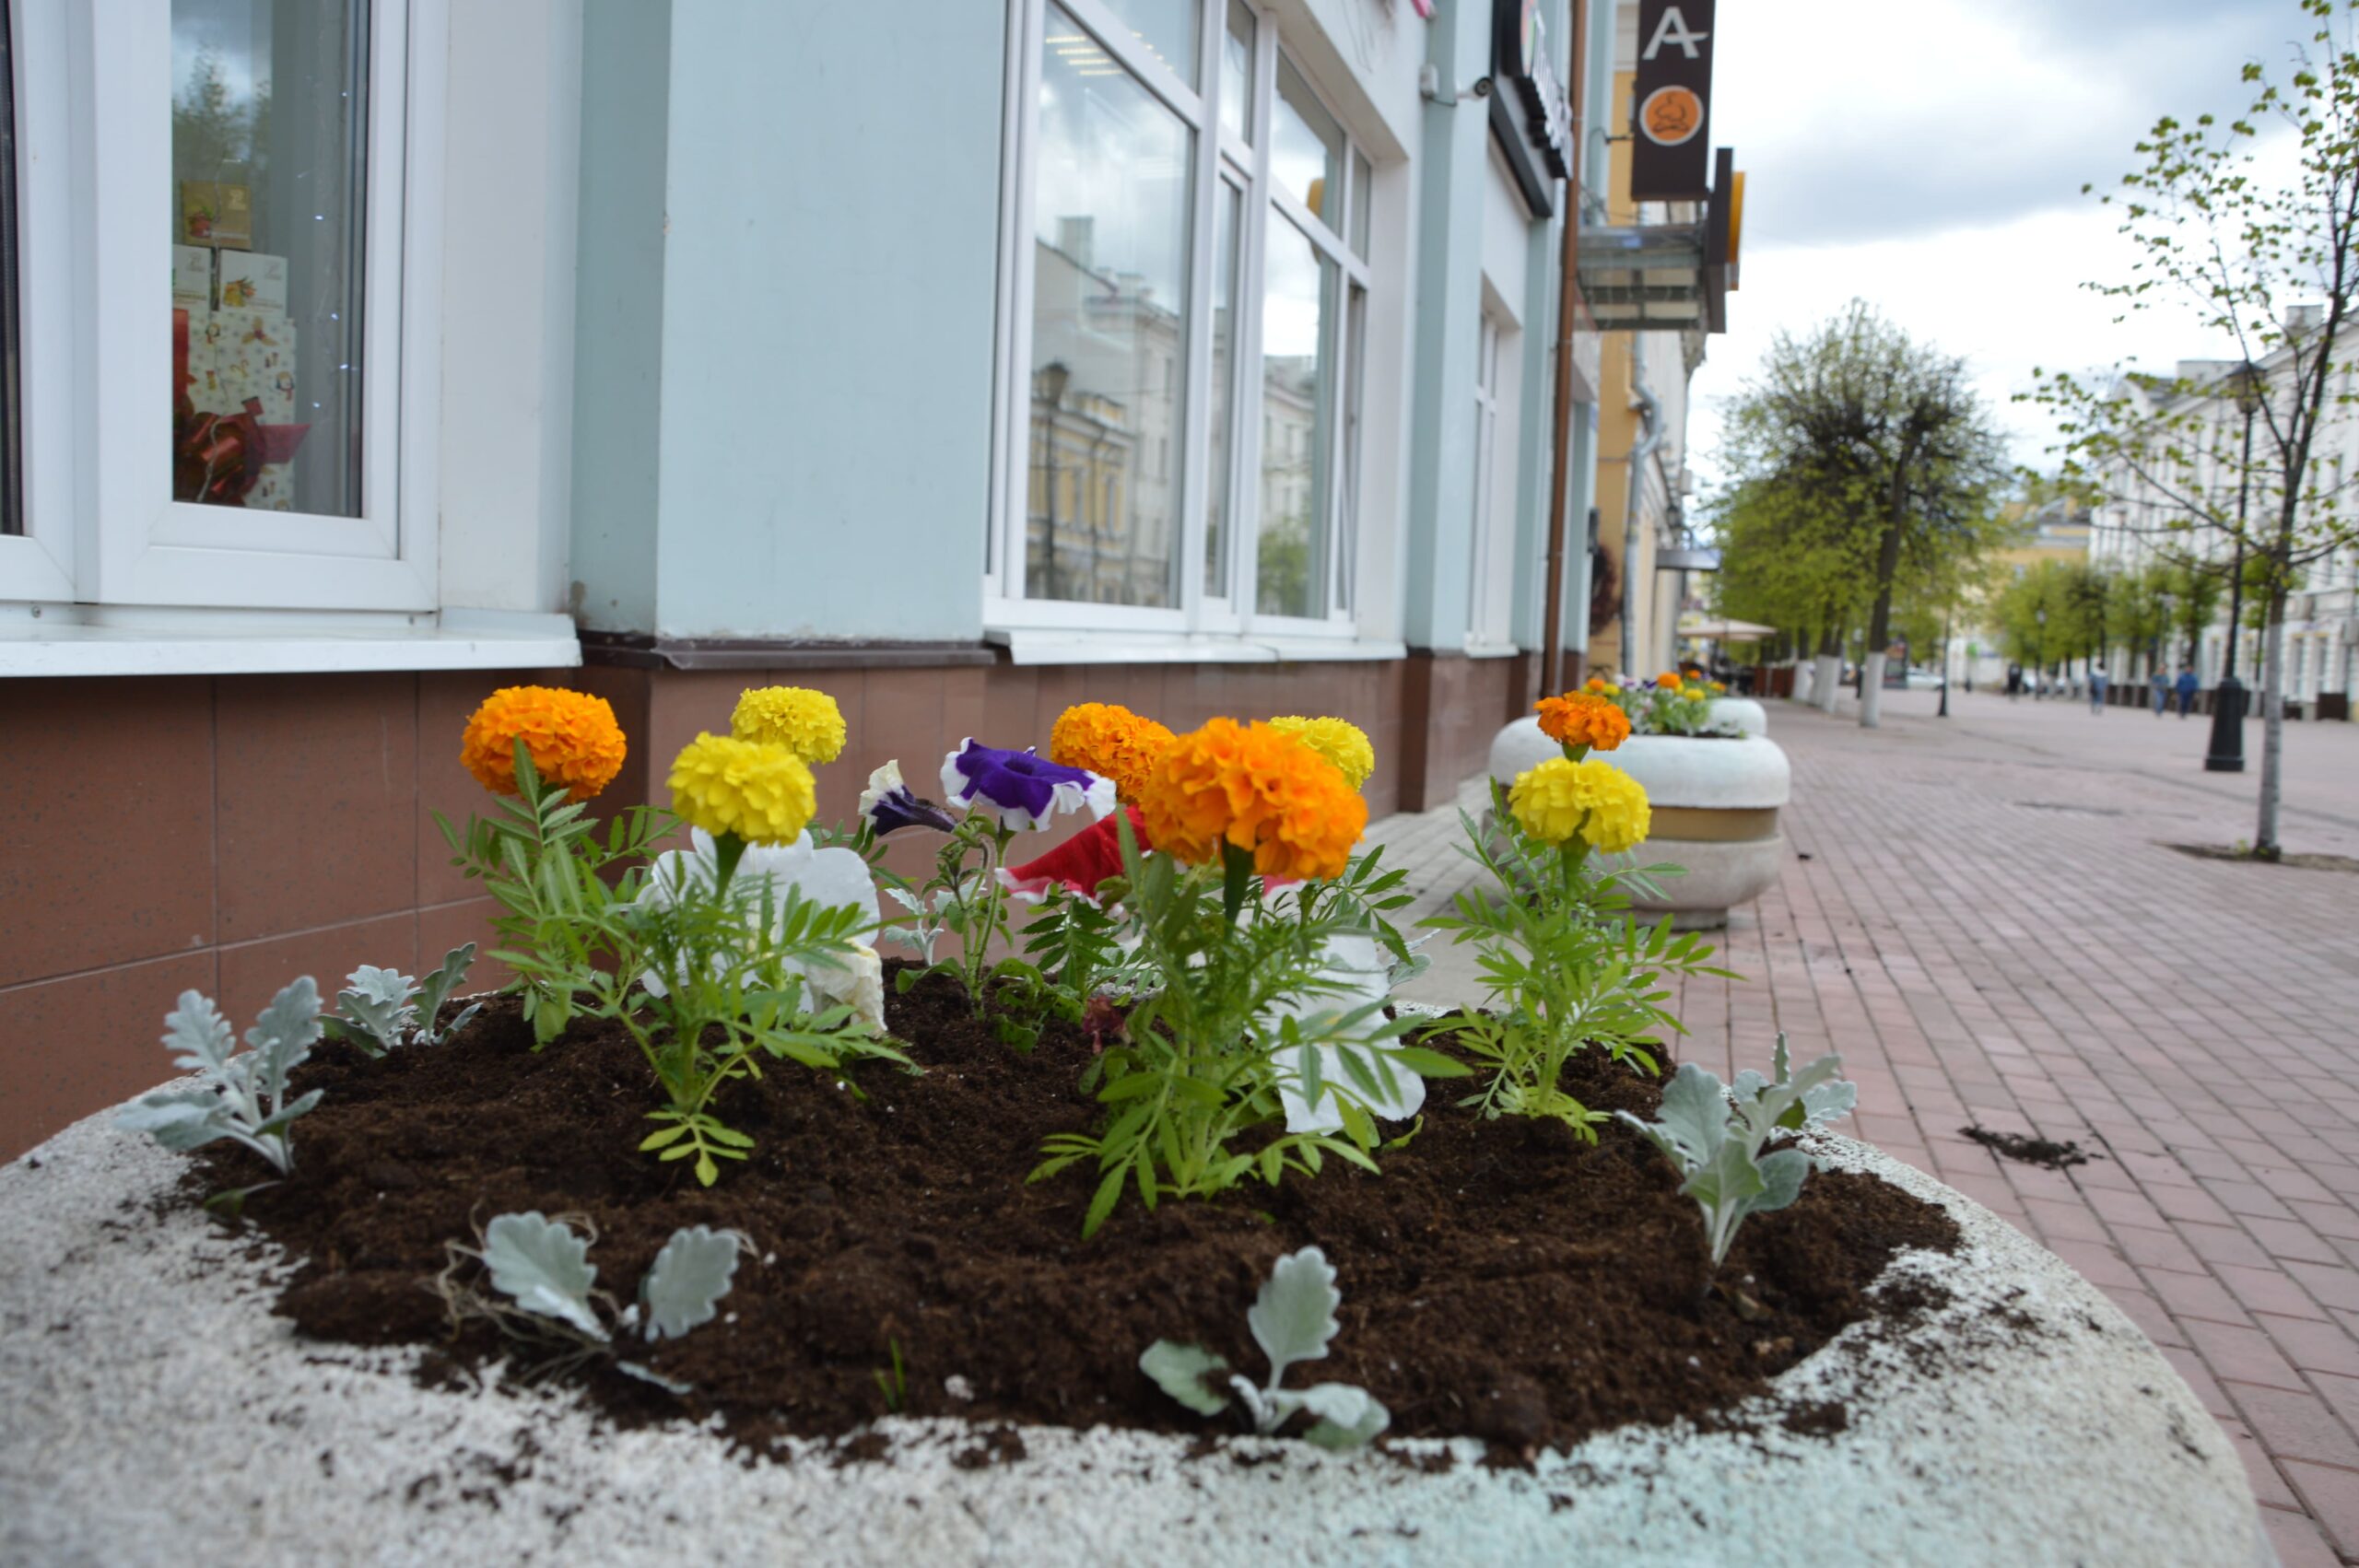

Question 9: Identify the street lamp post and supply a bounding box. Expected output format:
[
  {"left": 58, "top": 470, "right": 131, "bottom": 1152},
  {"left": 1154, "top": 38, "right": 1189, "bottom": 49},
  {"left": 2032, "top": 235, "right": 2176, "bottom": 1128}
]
[
  {"left": 1939, "top": 599, "right": 1954, "bottom": 718},
  {"left": 1036, "top": 361, "right": 1070, "bottom": 603},
  {"left": 2205, "top": 363, "right": 2259, "bottom": 773}
]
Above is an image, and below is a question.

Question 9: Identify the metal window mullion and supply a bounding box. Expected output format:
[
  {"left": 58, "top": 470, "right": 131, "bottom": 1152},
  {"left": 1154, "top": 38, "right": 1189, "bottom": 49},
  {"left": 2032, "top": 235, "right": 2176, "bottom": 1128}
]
[
  {"left": 1231, "top": 7, "right": 1273, "bottom": 616},
  {"left": 1056, "top": 0, "right": 1206, "bottom": 129},
  {"left": 992, "top": 0, "right": 1048, "bottom": 603},
  {"left": 1175, "top": 0, "right": 1221, "bottom": 624}
]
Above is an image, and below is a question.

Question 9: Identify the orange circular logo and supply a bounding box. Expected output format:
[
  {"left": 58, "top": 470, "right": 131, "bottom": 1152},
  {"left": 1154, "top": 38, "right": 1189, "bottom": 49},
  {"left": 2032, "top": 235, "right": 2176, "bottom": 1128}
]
[{"left": 1639, "top": 85, "right": 1704, "bottom": 146}]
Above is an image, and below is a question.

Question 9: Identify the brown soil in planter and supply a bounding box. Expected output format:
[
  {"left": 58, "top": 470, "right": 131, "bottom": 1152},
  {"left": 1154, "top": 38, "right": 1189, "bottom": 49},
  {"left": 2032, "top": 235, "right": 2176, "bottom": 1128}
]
[
  {"left": 1961, "top": 1125, "right": 2095, "bottom": 1172},
  {"left": 196, "top": 964, "right": 1959, "bottom": 1457}
]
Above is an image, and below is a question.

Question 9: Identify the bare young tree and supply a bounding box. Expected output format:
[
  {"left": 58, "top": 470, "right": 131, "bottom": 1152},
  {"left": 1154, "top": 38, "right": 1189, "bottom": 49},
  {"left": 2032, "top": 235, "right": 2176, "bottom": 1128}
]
[{"left": 2035, "top": 0, "right": 2359, "bottom": 858}]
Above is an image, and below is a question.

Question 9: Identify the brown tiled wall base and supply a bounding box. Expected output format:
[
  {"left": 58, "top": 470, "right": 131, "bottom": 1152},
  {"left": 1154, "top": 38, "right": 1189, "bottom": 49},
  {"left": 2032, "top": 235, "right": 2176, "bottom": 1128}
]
[
  {"left": 0, "top": 670, "right": 560, "bottom": 1158},
  {"left": 1396, "top": 650, "right": 1532, "bottom": 811},
  {"left": 3, "top": 652, "right": 1523, "bottom": 1158}
]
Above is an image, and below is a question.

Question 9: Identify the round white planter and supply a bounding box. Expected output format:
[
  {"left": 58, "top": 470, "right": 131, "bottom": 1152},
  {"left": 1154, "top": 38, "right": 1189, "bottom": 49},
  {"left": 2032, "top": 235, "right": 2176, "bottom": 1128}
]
[
  {"left": 1708, "top": 696, "right": 1767, "bottom": 736},
  {"left": 0, "top": 1106, "right": 2269, "bottom": 1567},
  {"left": 1490, "top": 720, "right": 1792, "bottom": 930}
]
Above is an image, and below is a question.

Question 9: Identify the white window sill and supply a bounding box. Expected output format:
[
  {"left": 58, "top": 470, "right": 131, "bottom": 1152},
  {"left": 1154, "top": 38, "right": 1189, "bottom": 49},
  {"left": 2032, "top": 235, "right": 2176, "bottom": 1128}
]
[
  {"left": 988, "top": 627, "right": 1410, "bottom": 667},
  {"left": 0, "top": 609, "right": 581, "bottom": 677},
  {"left": 1463, "top": 640, "right": 1523, "bottom": 660}
]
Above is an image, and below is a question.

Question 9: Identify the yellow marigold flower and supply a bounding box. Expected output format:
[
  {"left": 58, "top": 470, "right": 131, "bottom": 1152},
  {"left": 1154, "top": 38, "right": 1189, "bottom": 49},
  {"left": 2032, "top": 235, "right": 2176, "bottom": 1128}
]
[
  {"left": 460, "top": 685, "right": 628, "bottom": 802},
  {"left": 1508, "top": 756, "right": 1650, "bottom": 855},
  {"left": 668, "top": 733, "right": 816, "bottom": 845},
  {"left": 1138, "top": 718, "right": 1367, "bottom": 881},
  {"left": 1049, "top": 702, "right": 1177, "bottom": 803},
  {"left": 1534, "top": 692, "right": 1631, "bottom": 753},
  {"left": 1266, "top": 715, "right": 1377, "bottom": 790},
  {"left": 1708, "top": 680, "right": 1726, "bottom": 694},
  {"left": 1654, "top": 671, "right": 1682, "bottom": 690},
  {"left": 730, "top": 685, "right": 847, "bottom": 765}
]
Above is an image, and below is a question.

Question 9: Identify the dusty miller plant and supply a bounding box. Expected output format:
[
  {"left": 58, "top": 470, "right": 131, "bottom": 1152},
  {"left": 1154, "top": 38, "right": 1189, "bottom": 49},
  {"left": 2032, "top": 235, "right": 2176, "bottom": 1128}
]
[
  {"left": 1616, "top": 1036, "right": 1856, "bottom": 1269},
  {"left": 1140, "top": 1246, "right": 1389, "bottom": 1448},
  {"left": 117, "top": 977, "right": 324, "bottom": 1177},
  {"left": 437, "top": 1211, "right": 744, "bottom": 1392},
  {"left": 325, "top": 943, "right": 482, "bottom": 1056}
]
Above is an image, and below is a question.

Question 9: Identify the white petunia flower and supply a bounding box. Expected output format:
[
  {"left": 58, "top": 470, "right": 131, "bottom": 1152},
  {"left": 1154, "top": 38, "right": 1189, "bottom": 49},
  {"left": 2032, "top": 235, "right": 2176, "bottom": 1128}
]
[{"left": 636, "top": 828, "right": 886, "bottom": 1032}]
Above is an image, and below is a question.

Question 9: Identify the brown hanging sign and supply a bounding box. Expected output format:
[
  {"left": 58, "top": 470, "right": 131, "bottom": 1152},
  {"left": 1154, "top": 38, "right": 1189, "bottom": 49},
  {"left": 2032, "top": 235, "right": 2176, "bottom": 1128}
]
[{"left": 1631, "top": 0, "right": 1714, "bottom": 201}]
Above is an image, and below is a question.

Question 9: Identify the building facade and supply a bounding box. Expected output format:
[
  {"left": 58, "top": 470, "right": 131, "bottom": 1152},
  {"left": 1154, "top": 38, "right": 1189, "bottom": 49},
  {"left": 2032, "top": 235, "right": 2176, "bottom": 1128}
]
[
  {"left": 2088, "top": 349, "right": 2359, "bottom": 718},
  {"left": 0, "top": 0, "right": 1730, "bottom": 1157}
]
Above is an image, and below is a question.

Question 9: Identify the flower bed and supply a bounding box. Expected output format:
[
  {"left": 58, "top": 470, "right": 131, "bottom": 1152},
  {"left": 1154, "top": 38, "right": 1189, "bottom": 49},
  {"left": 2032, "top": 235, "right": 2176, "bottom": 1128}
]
[
  {"left": 184, "top": 975, "right": 1954, "bottom": 1451},
  {"left": 22, "top": 680, "right": 2265, "bottom": 1562}
]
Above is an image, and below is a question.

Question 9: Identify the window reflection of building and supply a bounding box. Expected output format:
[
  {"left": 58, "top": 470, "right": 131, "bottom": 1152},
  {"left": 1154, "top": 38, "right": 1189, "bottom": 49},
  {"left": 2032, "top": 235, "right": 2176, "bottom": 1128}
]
[
  {"left": 1027, "top": 229, "right": 1180, "bottom": 607},
  {"left": 1257, "top": 355, "right": 1318, "bottom": 614}
]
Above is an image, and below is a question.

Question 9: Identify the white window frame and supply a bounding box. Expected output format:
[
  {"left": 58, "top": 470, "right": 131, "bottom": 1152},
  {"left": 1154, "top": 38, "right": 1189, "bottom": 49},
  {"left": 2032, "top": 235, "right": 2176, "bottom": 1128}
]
[
  {"left": 988, "top": 0, "right": 1375, "bottom": 646},
  {"left": 1, "top": 0, "right": 445, "bottom": 614}
]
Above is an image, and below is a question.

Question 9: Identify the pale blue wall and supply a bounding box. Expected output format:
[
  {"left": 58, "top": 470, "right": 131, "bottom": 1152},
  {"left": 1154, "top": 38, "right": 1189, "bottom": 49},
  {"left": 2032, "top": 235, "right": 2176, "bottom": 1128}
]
[
  {"left": 570, "top": 2, "right": 1007, "bottom": 642},
  {"left": 1400, "top": 0, "right": 1496, "bottom": 651},
  {"left": 569, "top": 0, "right": 671, "bottom": 633}
]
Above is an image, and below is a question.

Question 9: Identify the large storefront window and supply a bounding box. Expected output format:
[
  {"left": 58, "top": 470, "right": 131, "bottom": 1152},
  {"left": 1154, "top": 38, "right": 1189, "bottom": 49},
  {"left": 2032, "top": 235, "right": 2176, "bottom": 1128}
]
[
  {"left": 998, "top": 0, "right": 1373, "bottom": 633},
  {"left": 1027, "top": 6, "right": 1192, "bottom": 607},
  {"left": 171, "top": 0, "right": 370, "bottom": 518}
]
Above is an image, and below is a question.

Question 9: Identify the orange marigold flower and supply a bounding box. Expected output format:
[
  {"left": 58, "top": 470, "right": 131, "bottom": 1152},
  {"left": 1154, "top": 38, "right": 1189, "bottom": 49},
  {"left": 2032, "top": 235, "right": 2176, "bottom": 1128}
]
[
  {"left": 1584, "top": 677, "right": 1611, "bottom": 694},
  {"left": 1654, "top": 671, "right": 1682, "bottom": 689},
  {"left": 1137, "top": 718, "right": 1367, "bottom": 882},
  {"left": 1534, "top": 692, "right": 1632, "bottom": 752},
  {"left": 461, "top": 685, "right": 628, "bottom": 802},
  {"left": 1049, "top": 702, "right": 1177, "bottom": 803}
]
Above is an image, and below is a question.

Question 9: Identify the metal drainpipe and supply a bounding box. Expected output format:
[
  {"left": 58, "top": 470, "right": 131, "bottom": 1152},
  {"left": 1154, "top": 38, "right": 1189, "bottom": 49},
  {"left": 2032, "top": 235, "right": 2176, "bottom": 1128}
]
[{"left": 1622, "top": 368, "right": 1664, "bottom": 676}]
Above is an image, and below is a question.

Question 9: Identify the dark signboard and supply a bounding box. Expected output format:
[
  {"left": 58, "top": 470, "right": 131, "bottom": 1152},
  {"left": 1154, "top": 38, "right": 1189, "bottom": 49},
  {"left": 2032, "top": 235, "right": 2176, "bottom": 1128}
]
[
  {"left": 1631, "top": 0, "right": 1714, "bottom": 201},
  {"left": 1488, "top": 0, "right": 1573, "bottom": 217}
]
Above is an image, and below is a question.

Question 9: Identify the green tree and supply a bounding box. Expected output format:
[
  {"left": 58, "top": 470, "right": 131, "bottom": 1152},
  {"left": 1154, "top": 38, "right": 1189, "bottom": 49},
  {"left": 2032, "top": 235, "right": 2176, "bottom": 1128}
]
[
  {"left": 2033, "top": 0, "right": 2359, "bottom": 857},
  {"left": 1722, "top": 301, "right": 2010, "bottom": 726}
]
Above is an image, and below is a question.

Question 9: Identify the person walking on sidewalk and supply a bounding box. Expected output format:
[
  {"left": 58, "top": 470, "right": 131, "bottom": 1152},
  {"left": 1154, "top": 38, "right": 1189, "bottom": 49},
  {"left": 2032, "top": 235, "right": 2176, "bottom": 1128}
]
[
  {"left": 2176, "top": 666, "right": 2199, "bottom": 718},
  {"left": 2150, "top": 666, "right": 2167, "bottom": 716},
  {"left": 2089, "top": 661, "right": 2109, "bottom": 714}
]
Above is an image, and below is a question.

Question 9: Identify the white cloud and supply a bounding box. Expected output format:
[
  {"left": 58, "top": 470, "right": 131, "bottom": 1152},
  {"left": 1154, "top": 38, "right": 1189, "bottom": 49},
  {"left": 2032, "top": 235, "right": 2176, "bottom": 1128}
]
[{"left": 1684, "top": 0, "right": 2327, "bottom": 493}]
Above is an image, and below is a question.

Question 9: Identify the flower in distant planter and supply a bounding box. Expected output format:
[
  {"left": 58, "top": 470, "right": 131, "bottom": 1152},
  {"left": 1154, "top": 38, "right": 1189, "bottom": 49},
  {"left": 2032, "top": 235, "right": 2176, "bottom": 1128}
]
[
  {"left": 1654, "top": 671, "right": 1682, "bottom": 690},
  {"left": 1509, "top": 756, "right": 1650, "bottom": 854},
  {"left": 1264, "top": 933, "right": 1424, "bottom": 1135},
  {"left": 730, "top": 685, "right": 847, "bottom": 766},
  {"left": 1139, "top": 718, "right": 1367, "bottom": 882},
  {"left": 669, "top": 734, "right": 816, "bottom": 847},
  {"left": 1049, "top": 702, "right": 1176, "bottom": 803},
  {"left": 460, "top": 685, "right": 628, "bottom": 802},
  {"left": 1534, "top": 692, "right": 1631, "bottom": 754},
  {"left": 939, "top": 740, "right": 1116, "bottom": 832},
  {"left": 636, "top": 828, "right": 885, "bottom": 1030},
  {"left": 858, "top": 759, "right": 959, "bottom": 837},
  {"left": 1266, "top": 715, "right": 1377, "bottom": 790}
]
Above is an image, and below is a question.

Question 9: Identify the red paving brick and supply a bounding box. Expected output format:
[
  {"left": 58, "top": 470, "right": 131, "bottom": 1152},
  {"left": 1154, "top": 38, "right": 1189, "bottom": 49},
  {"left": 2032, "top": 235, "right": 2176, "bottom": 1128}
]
[{"left": 1386, "top": 690, "right": 2359, "bottom": 1556}]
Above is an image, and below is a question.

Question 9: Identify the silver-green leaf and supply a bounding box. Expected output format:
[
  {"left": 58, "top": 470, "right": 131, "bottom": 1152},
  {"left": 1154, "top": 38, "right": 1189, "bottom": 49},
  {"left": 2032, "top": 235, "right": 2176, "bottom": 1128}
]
[
  {"left": 640, "top": 1225, "right": 740, "bottom": 1340},
  {"left": 482, "top": 1212, "right": 605, "bottom": 1340},
  {"left": 1249, "top": 1246, "right": 1343, "bottom": 1384},
  {"left": 1140, "top": 1340, "right": 1232, "bottom": 1416}
]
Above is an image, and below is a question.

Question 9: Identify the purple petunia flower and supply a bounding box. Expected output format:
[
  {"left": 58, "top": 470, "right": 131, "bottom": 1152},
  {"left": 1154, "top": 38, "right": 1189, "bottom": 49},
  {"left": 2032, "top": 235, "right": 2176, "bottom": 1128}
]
[
  {"left": 859, "top": 760, "right": 961, "bottom": 837},
  {"left": 939, "top": 739, "right": 1116, "bottom": 832}
]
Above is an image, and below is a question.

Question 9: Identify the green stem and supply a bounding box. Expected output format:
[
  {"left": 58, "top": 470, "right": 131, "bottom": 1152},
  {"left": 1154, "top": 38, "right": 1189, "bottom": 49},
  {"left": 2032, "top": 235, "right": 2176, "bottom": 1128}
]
[
  {"left": 1221, "top": 841, "right": 1253, "bottom": 924},
  {"left": 710, "top": 831, "right": 749, "bottom": 894}
]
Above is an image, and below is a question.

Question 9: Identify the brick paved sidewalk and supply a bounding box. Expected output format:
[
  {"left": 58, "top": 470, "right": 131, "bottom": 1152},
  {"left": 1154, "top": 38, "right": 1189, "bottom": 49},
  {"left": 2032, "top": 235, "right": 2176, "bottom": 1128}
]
[{"left": 1370, "top": 689, "right": 2359, "bottom": 1566}]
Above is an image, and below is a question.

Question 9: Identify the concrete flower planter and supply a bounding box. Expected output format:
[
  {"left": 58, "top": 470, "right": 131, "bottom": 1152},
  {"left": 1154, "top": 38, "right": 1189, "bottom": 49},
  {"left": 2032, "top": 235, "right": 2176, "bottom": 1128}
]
[
  {"left": 1490, "top": 720, "right": 1792, "bottom": 929},
  {"left": 1708, "top": 696, "right": 1768, "bottom": 736},
  {"left": 0, "top": 1103, "right": 2270, "bottom": 1567}
]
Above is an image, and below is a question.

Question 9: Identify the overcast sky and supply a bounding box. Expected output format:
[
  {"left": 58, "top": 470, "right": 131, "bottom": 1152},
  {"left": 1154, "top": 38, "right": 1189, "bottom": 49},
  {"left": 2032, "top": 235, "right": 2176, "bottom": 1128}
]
[{"left": 1684, "top": 0, "right": 2318, "bottom": 498}]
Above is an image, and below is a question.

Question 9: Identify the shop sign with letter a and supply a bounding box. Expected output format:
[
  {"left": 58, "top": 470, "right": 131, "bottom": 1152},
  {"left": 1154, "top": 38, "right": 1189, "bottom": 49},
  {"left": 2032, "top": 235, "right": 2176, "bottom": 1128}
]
[{"left": 1631, "top": 0, "right": 1714, "bottom": 200}]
